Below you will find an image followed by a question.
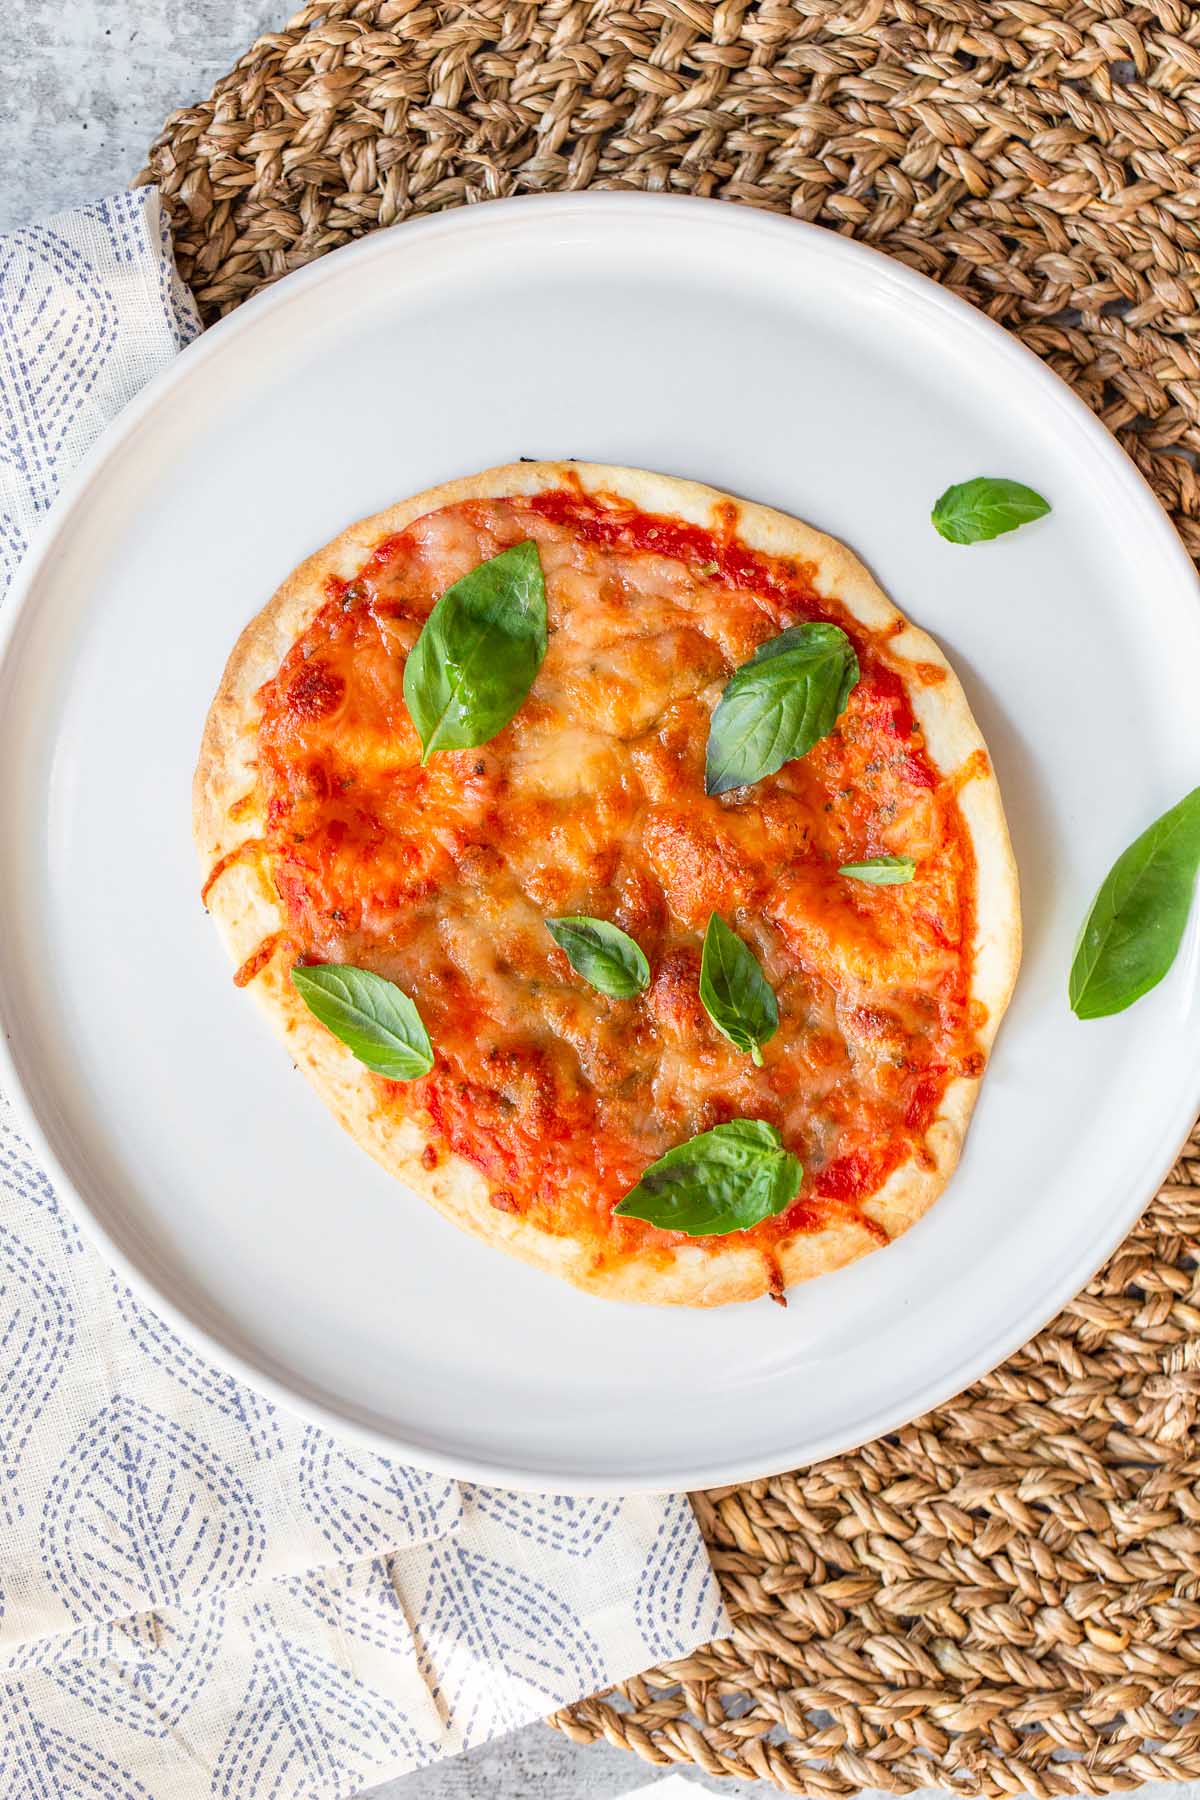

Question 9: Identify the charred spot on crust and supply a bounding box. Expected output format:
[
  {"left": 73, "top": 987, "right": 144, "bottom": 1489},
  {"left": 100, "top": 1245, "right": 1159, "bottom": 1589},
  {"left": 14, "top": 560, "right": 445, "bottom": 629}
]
[{"left": 763, "top": 1254, "right": 788, "bottom": 1307}]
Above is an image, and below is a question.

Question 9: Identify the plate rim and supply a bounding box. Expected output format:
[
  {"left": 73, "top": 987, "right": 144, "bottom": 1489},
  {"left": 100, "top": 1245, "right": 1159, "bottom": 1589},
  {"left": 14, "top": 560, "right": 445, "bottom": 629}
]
[{"left": 1, "top": 189, "right": 1198, "bottom": 1493}]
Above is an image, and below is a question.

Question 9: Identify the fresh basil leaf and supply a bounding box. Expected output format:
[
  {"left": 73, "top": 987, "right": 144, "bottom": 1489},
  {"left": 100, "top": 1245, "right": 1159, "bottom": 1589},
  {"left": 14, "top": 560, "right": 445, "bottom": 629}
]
[
  {"left": 614, "top": 1119, "right": 802, "bottom": 1237},
  {"left": 839, "top": 855, "right": 916, "bottom": 886},
  {"left": 291, "top": 963, "right": 434, "bottom": 1079},
  {"left": 705, "top": 623, "right": 859, "bottom": 796},
  {"left": 403, "top": 540, "right": 547, "bottom": 761},
  {"left": 931, "top": 477, "right": 1051, "bottom": 545},
  {"left": 699, "top": 913, "right": 778, "bottom": 1065},
  {"left": 545, "top": 916, "right": 650, "bottom": 999},
  {"left": 1069, "top": 786, "right": 1200, "bottom": 1020}
]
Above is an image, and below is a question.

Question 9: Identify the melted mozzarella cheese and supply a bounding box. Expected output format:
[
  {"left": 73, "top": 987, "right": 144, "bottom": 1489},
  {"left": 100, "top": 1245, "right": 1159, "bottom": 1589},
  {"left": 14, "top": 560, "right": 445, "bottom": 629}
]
[{"left": 254, "top": 489, "right": 978, "bottom": 1243}]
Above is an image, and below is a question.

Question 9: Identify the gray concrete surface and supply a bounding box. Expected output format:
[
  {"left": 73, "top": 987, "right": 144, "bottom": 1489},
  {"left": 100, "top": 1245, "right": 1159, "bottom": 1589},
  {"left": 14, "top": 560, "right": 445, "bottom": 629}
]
[
  {"left": 361, "top": 1737, "right": 765, "bottom": 1799},
  {"left": 3, "top": 6, "right": 1189, "bottom": 1798},
  {"left": 1, "top": 0, "right": 285, "bottom": 229}
]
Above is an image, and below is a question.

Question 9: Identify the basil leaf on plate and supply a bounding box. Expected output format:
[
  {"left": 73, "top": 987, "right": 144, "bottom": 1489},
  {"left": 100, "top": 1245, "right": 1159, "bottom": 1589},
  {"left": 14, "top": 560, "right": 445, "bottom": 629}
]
[
  {"left": 839, "top": 854, "right": 916, "bottom": 885},
  {"left": 1069, "top": 785, "right": 1200, "bottom": 1020},
  {"left": 546, "top": 916, "right": 650, "bottom": 998},
  {"left": 291, "top": 963, "right": 434, "bottom": 1079},
  {"left": 931, "top": 477, "right": 1051, "bottom": 545},
  {"left": 403, "top": 540, "right": 547, "bottom": 761},
  {"left": 614, "top": 1119, "right": 802, "bottom": 1237},
  {"left": 705, "top": 623, "right": 859, "bottom": 796},
  {"left": 699, "top": 913, "right": 778, "bottom": 1064}
]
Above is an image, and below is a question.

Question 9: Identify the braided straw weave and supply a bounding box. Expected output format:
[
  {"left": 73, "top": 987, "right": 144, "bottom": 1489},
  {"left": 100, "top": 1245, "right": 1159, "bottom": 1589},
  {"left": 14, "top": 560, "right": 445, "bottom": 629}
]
[{"left": 142, "top": 3, "right": 1200, "bottom": 1788}]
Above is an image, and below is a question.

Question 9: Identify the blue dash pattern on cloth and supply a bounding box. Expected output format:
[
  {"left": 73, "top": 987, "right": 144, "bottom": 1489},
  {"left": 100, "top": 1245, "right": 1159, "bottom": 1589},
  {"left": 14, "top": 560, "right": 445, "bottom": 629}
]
[{"left": 0, "top": 187, "right": 728, "bottom": 1800}]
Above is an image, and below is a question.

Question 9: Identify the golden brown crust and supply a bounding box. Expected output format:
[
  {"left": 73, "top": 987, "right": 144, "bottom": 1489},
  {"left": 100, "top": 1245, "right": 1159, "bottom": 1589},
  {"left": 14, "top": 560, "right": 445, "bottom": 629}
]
[{"left": 195, "top": 461, "right": 1021, "bottom": 1306}]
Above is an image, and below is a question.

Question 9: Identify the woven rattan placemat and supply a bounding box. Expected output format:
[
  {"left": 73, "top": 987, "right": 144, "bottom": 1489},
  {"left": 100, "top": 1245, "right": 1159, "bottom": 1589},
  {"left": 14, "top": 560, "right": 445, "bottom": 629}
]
[{"left": 142, "top": 3, "right": 1200, "bottom": 1788}]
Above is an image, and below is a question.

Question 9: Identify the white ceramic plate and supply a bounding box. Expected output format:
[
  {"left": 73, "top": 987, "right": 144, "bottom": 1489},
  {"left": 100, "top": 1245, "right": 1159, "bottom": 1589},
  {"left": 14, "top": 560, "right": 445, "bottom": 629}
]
[{"left": 2, "top": 195, "right": 1199, "bottom": 1494}]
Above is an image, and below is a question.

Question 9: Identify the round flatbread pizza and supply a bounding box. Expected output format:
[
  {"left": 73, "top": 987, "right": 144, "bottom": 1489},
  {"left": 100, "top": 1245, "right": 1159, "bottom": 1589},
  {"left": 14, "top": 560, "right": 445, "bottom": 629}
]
[{"left": 195, "top": 462, "right": 1020, "bottom": 1306}]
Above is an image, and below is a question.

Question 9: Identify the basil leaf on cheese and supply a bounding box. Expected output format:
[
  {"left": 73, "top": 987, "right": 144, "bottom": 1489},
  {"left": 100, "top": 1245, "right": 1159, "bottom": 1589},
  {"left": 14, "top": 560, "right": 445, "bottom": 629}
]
[
  {"left": 931, "top": 477, "right": 1051, "bottom": 545},
  {"left": 705, "top": 623, "right": 859, "bottom": 796},
  {"left": 839, "top": 855, "right": 916, "bottom": 885},
  {"left": 1069, "top": 785, "right": 1200, "bottom": 1019},
  {"left": 403, "top": 540, "right": 547, "bottom": 762},
  {"left": 699, "top": 913, "right": 778, "bottom": 1064},
  {"left": 291, "top": 963, "right": 434, "bottom": 1079},
  {"left": 614, "top": 1119, "right": 801, "bottom": 1237},
  {"left": 546, "top": 916, "right": 650, "bottom": 999}
]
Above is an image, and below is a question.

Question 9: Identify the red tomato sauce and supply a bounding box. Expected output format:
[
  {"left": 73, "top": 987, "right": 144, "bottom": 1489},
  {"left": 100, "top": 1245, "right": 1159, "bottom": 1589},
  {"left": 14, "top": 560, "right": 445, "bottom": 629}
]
[{"left": 245, "top": 488, "right": 982, "bottom": 1257}]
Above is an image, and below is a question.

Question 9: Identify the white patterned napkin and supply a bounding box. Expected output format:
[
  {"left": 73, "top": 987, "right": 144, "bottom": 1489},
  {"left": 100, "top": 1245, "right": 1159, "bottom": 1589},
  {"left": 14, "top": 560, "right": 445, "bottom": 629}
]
[{"left": 0, "top": 188, "right": 728, "bottom": 1800}]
